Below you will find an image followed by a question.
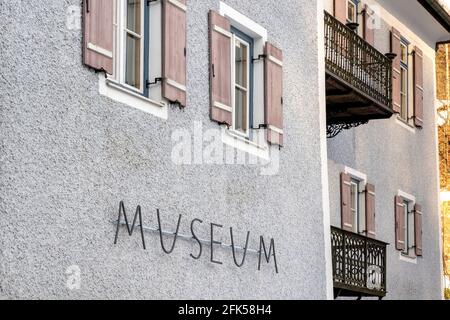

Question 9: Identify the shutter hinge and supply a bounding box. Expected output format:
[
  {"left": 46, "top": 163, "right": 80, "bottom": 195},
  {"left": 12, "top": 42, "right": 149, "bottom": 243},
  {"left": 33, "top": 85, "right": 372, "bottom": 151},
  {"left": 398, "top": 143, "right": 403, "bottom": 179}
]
[
  {"left": 281, "top": 97, "right": 284, "bottom": 105},
  {"left": 252, "top": 54, "right": 267, "bottom": 63},
  {"left": 184, "top": 47, "right": 186, "bottom": 57},
  {"left": 86, "top": 0, "right": 89, "bottom": 13},
  {"left": 251, "top": 124, "right": 268, "bottom": 130},
  {"left": 146, "top": 77, "right": 163, "bottom": 88}
]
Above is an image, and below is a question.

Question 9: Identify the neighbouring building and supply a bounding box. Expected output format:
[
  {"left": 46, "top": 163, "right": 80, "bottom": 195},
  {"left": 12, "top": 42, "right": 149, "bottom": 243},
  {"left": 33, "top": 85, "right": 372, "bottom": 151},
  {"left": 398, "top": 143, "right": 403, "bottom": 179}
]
[
  {"left": 325, "top": 0, "right": 449, "bottom": 299},
  {"left": 437, "top": 40, "right": 450, "bottom": 299},
  {"left": 0, "top": 0, "right": 448, "bottom": 300}
]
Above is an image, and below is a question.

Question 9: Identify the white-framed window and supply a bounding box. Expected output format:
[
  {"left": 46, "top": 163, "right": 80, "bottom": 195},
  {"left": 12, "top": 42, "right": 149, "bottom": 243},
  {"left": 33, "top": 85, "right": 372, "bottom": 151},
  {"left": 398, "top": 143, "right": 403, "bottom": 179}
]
[
  {"left": 99, "top": 0, "right": 168, "bottom": 119},
  {"left": 231, "top": 30, "right": 252, "bottom": 138},
  {"left": 397, "top": 190, "right": 417, "bottom": 261},
  {"left": 346, "top": 0, "right": 358, "bottom": 23},
  {"left": 401, "top": 198, "right": 417, "bottom": 257},
  {"left": 111, "top": 0, "right": 146, "bottom": 94},
  {"left": 345, "top": 167, "right": 367, "bottom": 234},
  {"left": 219, "top": 1, "right": 270, "bottom": 158},
  {"left": 123, "top": 0, "right": 144, "bottom": 92}
]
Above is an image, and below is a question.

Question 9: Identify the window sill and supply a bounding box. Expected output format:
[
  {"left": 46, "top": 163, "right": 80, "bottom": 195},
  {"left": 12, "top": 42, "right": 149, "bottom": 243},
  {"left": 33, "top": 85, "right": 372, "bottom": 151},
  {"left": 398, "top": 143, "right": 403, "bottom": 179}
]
[
  {"left": 221, "top": 127, "right": 270, "bottom": 160},
  {"left": 395, "top": 116, "right": 416, "bottom": 133},
  {"left": 99, "top": 75, "right": 168, "bottom": 120},
  {"left": 399, "top": 251, "right": 417, "bottom": 264}
]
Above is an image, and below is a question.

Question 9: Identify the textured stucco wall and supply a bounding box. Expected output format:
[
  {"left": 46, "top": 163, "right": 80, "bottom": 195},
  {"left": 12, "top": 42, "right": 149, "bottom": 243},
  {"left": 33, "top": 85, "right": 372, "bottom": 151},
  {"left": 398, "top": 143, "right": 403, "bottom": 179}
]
[
  {"left": 0, "top": 0, "right": 328, "bottom": 299},
  {"left": 327, "top": 4, "right": 442, "bottom": 299}
]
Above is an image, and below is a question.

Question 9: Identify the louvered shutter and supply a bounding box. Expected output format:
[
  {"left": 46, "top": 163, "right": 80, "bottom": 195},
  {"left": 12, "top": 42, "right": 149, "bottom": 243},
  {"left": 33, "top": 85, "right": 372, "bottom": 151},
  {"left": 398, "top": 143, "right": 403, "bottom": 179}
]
[
  {"left": 83, "top": 0, "right": 114, "bottom": 74},
  {"left": 414, "top": 204, "right": 423, "bottom": 256},
  {"left": 391, "top": 27, "right": 402, "bottom": 114},
  {"left": 413, "top": 47, "right": 424, "bottom": 128},
  {"left": 334, "top": 0, "right": 347, "bottom": 24},
  {"left": 264, "top": 43, "right": 284, "bottom": 146},
  {"left": 363, "top": 4, "right": 375, "bottom": 46},
  {"left": 395, "top": 195, "right": 406, "bottom": 251},
  {"left": 209, "top": 10, "right": 232, "bottom": 126},
  {"left": 341, "top": 173, "right": 353, "bottom": 232},
  {"left": 365, "top": 183, "right": 376, "bottom": 239},
  {"left": 162, "top": 0, "right": 187, "bottom": 107}
]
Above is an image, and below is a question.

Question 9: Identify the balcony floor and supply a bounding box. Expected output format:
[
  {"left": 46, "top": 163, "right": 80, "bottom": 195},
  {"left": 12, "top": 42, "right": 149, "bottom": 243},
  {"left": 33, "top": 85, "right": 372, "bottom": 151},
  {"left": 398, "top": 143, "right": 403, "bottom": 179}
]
[{"left": 326, "top": 72, "right": 394, "bottom": 125}]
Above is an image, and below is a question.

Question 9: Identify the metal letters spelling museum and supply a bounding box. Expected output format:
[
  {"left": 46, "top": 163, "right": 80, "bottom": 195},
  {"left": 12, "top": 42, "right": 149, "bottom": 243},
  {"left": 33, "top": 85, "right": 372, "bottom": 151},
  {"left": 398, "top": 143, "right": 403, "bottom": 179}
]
[{"left": 113, "top": 201, "right": 279, "bottom": 273}]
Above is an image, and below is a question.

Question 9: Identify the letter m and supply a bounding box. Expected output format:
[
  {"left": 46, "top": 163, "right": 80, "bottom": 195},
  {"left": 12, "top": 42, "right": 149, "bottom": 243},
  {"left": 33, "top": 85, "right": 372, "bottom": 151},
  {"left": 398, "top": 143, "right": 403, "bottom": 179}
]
[
  {"left": 258, "top": 236, "right": 279, "bottom": 274},
  {"left": 113, "top": 201, "right": 146, "bottom": 249}
]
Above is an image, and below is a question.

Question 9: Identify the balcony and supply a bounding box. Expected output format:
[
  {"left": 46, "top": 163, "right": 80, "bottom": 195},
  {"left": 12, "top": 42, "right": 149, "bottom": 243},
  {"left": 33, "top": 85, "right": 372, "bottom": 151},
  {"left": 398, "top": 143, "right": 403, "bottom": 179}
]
[
  {"left": 331, "top": 226, "right": 388, "bottom": 299},
  {"left": 324, "top": 11, "right": 393, "bottom": 137}
]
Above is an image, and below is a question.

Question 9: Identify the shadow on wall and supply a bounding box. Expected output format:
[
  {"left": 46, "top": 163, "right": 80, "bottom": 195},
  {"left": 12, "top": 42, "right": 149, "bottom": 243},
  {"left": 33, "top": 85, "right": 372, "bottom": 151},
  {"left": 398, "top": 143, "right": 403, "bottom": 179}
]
[{"left": 327, "top": 128, "right": 357, "bottom": 167}]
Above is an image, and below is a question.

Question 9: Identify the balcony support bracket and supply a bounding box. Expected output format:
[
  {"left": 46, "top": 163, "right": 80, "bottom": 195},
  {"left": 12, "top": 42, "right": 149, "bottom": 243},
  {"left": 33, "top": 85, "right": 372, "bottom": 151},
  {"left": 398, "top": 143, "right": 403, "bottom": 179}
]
[{"left": 327, "top": 121, "right": 369, "bottom": 139}]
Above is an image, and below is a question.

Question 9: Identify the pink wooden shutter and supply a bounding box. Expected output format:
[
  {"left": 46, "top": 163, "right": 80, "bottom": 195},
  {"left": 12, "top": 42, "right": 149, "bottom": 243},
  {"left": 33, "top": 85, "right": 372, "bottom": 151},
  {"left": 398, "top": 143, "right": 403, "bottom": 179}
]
[
  {"left": 365, "top": 183, "right": 376, "bottom": 239},
  {"left": 341, "top": 173, "right": 353, "bottom": 232},
  {"left": 334, "top": 0, "right": 347, "bottom": 24},
  {"left": 395, "top": 196, "right": 406, "bottom": 251},
  {"left": 413, "top": 46, "right": 424, "bottom": 128},
  {"left": 209, "top": 10, "right": 232, "bottom": 126},
  {"left": 391, "top": 27, "right": 402, "bottom": 114},
  {"left": 363, "top": 4, "right": 375, "bottom": 46},
  {"left": 162, "top": 0, "right": 187, "bottom": 107},
  {"left": 264, "top": 42, "right": 284, "bottom": 146},
  {"left": 83, "top": 0, "right": 114, "bottom": 74},
  {"left": 414, "top": 204, "right": 423, "bottom": 256}
]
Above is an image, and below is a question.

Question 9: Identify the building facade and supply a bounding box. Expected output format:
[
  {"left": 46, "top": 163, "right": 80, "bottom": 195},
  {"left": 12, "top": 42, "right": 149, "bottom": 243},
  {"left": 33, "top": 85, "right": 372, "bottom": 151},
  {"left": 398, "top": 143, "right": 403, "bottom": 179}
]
[
  {"left": 325, "top": 0, "right": 448, "bottom": 299},
  {"left": 0, "top": 0, "right": 448, "bottom": 300}
]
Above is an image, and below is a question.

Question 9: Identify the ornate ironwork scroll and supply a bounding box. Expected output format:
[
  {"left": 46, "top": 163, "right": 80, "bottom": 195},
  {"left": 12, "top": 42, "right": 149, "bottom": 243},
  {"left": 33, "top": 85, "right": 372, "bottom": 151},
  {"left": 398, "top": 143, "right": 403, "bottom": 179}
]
[{"left": 327, "top": 121, "right": 369, "bottom": 138}]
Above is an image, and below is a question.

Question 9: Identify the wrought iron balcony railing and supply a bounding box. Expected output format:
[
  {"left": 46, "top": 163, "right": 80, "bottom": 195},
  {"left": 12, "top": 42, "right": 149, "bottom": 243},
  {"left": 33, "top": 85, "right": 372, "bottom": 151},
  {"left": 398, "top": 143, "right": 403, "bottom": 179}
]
[
  {"left": 324, "top": 11, "right": 393, "bottom": 115},
  {"left": 331, "top": 226, "right": 388, "bottom": 299}
]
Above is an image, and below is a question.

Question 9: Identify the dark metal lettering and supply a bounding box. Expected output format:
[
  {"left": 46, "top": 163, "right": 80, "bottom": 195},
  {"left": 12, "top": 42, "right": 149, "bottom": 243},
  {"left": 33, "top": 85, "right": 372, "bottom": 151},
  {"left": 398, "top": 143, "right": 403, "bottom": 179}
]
[
  {"left": 210, "top": 223, "right": 223, "bottom": 265},
  {"left": 230, "top": 227, "right": 250, "bottom": 268},
  {"left": 157, "top": 209, "right": 182, "bottom": 254},
  {"left": 258, "top": 236, "right": 278, "bottom": 274},
  {"left": 190, "top": 218, "right": 203, "bottom": 260}
]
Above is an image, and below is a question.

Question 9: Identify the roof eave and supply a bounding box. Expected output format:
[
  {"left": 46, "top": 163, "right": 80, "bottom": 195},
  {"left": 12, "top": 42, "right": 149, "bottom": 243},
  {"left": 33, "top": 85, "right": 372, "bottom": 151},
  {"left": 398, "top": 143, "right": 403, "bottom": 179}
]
[{"left": 418, "top": 0, "right": 450, "bottom": 34}]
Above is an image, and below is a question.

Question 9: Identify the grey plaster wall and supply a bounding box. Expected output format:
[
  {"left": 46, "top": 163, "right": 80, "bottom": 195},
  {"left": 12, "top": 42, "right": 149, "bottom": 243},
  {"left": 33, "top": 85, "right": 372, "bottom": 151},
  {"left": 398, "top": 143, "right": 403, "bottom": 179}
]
[
  {"left": 327, "top": 8, "right": 442, "bottom": 300},
  {"left": 0, "top": 1, "right": 328, "bottom": 299}
]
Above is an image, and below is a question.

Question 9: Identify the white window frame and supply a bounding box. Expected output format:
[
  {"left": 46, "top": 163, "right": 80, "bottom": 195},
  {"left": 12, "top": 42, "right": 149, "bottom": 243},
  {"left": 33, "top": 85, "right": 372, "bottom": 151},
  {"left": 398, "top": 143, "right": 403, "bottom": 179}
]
[
  {"left": 231, "top": 34, "right": 251, "bottom": 139},
  {"left": 100, "top": 0, "right": 168, "bottom": 120},
  {"left": 344, "top": 167, "right": 367, "bottom": 235},
  {"left": 117, "top": 0, "right": 145, "bottom": 94},
  {"left": 397, "top": 190, "right": 417, "bottom": 264}
]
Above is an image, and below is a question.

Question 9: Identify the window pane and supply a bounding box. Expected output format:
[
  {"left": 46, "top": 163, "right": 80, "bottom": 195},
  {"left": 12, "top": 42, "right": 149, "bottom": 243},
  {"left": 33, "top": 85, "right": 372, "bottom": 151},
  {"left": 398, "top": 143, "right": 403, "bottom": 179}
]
[
  {"left": 401, "top": 68, "right": 407, "bottom": 92},
  {"left": 400, "top": 68, "right": 408, "bottom": 120},
  {"left": 235, "top": 40, "right": 248, "bottom": 88},
  {"left": 409, "top": 212, "right": 415, "bottom": 249},
  {"left": 127, "top": 0, "right": 141, "bottom": 34},
  {"left": 401, "top": 44, "right": 408, "bottom": 64},
  {"left": 351, "top": 182, "right": 358, "bottom": 233},
  {"left": 351, "top": 183, "right": 357, "bottom": 211},
  {"left": 403, "top": 202, "right": 409, "bottom": 254},
  {"left": 125, "top": 33, "right": 141, "bottom": 89},
  {"left": 401, "top": 94, "right": 407, "bottom": 120},
  {"left": 234, "top": 88, "right": 247, "bottom": 133}
]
